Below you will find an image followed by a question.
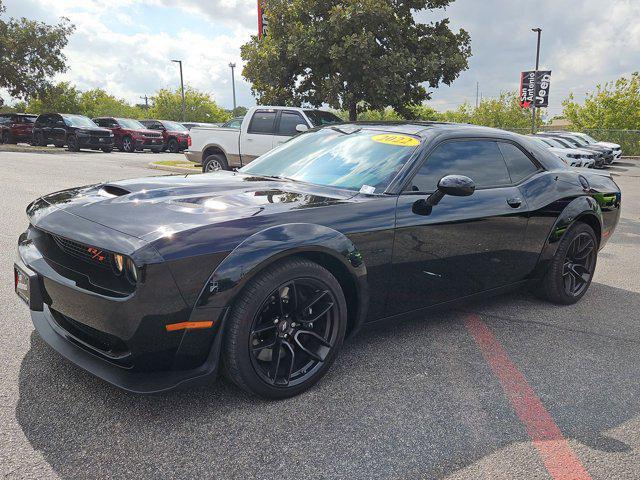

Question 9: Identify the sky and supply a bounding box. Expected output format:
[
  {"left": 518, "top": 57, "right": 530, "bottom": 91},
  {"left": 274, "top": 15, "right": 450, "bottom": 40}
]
[{"left": 3, "top": 0, "right": 640, "bottom": 117}]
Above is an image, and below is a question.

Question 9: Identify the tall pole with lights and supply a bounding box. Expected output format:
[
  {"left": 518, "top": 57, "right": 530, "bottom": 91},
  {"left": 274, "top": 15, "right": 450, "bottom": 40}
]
[
  {"left": 531, "top": 28, "right": 542, "bottom": 134},
  {"left": 171, "top": 59, "right": 186, "bottom": 122},
  {"left": 229, "top": 62, "right": 237, "bottom": 116}
]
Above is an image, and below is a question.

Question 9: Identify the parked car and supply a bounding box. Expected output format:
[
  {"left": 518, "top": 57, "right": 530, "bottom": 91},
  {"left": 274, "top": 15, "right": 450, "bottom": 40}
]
[
  {"left": 139, "top": 119, "right": 191, "bottom": 153},
  {"left": 93, "top": 117, "right": 164, "bottom": 153},
  {"left": 32, "top": 113, "right": 114, "bottom": 152},
  {"left": 221, "top": 117, "right": 243, "bottom": 129},
  {"left": 182, "top": 122, "right": 223, "bottom": 130},
  {"left": 567, "top": 132, "right": 622, "bottom": 159},
  {"left": 530, "top": 136, "right": 596, "bottom": 168},
  {"left": 15, "top": 122, "right": 621, "bottom": 399},
  {"left": 186, "top": 106, "right": 343, "bottom": 172},
  {"left": 0, "top": 113, "right": 38, "bottom": 144},
  {"left": 538, "top": 132, "right": 614, "bottom": 165}
]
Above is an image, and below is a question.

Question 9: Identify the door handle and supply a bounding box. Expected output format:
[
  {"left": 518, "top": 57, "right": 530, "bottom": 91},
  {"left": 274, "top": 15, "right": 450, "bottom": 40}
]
[{"left": 507, "top": 197, "right": 522, "bottom": 208}]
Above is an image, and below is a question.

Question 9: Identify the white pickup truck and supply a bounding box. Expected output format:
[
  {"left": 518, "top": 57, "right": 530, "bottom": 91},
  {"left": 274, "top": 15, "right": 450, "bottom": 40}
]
[{"left": 184, "top": 106, "right": 343, "bottom": 172}]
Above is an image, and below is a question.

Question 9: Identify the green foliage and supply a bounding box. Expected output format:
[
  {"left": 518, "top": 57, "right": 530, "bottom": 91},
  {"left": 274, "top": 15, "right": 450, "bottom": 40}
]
[
  {"left": 25, "top": 82, "right": 81, "bottom": 114},
  {"left": 562, "top": 72, "right": 640, "bottom": 130},
  {"left": 469, "top": 91, "right": 540, "bottom": 129},
  {"left": 148, "top": 88, "right": 231, "bottom": 123},
  {"left": 0, "top": 1, "right": 74, "bottom": 100},
  {"left": 241, "top": 0, "right": 471, "bottom": 120},
  {"left": 79, "top": 89, "right": 144, "bottom": 119}
]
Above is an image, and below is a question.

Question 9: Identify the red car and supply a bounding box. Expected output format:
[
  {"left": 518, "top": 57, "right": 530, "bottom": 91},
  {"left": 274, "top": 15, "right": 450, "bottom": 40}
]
[
  {"left": 0, "top": 113, "right": 38, "bottom": 144},
  {"left": 140, "top": 119, "right": 191, "bottom": 153},
  {"left": 93, "top": 117, "right": 165, "bottom": 153}
]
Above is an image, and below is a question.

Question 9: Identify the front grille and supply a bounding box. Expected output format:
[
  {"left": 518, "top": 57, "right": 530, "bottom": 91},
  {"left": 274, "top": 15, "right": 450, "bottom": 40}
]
[{"left": 52, "top": 234, "right": 114, "bottom": 271}]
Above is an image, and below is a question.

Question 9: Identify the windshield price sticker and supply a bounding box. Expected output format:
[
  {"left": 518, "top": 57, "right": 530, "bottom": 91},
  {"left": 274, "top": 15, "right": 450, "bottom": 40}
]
[
  {"left": 371, "top": 134, "right": 420, "bottom": 147},
  {"left": 359, "top": 185, "right": 376, "bottom": 195}
]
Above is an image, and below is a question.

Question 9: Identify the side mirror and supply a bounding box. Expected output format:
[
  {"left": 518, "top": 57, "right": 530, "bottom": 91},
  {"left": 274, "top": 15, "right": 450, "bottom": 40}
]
[
  {"left": 413, "top": 175, "right": 475, "bottom": 215},
  {"left": 295, "top": 124, "right": 309, "bottom": 133}
]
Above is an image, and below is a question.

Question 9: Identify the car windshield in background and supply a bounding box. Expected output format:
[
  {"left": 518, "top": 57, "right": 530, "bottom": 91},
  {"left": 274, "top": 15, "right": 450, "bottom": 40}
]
[
  {"left": 540, "top": 137, "right": 565, "bottom": 148},
  {"left": 117, "top": 118, "right": 146, "bottom": 130},
  {"left": 163, "top": 121, "right": 188, "bottom": 131},
  {"left": 63, "top": 115, "right": 98, "bottom": 128},
  {"left": 240, "top": 128, "right": 420, "bottom": 192},
  {"left": 580, "top": 133, "right": 599, "bottom": 144},
  {"left": 304, "top": 110, "right": 343, "bottom": 126}
]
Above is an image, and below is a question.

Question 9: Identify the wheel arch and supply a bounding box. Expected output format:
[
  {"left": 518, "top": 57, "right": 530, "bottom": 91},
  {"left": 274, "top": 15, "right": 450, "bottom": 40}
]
[
  {"left": 194, "top": 223, "right": 368, "bottom": 338},
  {"left": 532, "top": 195, "right": 603, "bottom": 279},
  {"left": 202, "top": 144, "right": 228, "bottom": 161}
]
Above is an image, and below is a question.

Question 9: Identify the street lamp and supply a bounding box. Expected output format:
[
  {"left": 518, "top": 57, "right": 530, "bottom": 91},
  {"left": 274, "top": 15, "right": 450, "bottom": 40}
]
[
  {"left": 531, "top": 28, "right": 542, "bottom": 134},
  {"left": 229, "top": 62, "right": 237, "bottom": 116},
  {"left": 171, "top": 59, "right": 186, "bottom": 122}
]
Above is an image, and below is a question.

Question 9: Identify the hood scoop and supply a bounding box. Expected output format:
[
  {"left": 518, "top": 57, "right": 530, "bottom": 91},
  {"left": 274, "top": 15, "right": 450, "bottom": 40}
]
[{"left": 99, "top": 185, "right": 131, "bottom": 197}]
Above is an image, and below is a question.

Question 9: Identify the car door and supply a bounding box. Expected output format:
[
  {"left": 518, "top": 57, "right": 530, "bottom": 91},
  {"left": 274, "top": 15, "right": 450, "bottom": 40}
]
[
  {"left": 242, "top": 109, "right": 278, "bottom": 163},
  {"left": 272, "top": 110, "right": 306, "bottom": 148},
  {"left": 51, "top": 115, "right": 67, "bottom": 144},
  {"left": 386, "top": 138, "right": 533, "bottom": 316}
]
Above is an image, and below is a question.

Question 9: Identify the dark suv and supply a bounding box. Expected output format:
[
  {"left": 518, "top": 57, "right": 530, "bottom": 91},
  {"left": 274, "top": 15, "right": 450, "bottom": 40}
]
[
  {"left": 93, "top": 117, "right": 164, "bottom": 153},
  {"left": 32, "top": 113, "right": 114, "bottom": 152},
  {"left": 0, "top": 113, "right": 38, "bottom": 144},
  {"left": 139, "top": 119, "right": 191, "bottom": 153}
]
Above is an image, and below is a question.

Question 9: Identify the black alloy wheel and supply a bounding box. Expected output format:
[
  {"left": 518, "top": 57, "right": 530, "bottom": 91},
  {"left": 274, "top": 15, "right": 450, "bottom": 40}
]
[
  {"left": 1, "top": 130, "right": 9, "bottom": 144},
  {"left": 537, "top": 222, "right": 598, "bottom": 305},
  {"left": 223, "top": 258, "right": 347, "bottom": 399},
  {"left": 168, "top": 138, "right": 179, "bottom": 153},
  {"left": 562, "top": 232, "right": 596, "bottom": 297},
  {"left": 33, "top": 132, "right": 45, "bottom": 146},
  {"left": 67, "top": 135, "right": 80, "bottom": 152}
]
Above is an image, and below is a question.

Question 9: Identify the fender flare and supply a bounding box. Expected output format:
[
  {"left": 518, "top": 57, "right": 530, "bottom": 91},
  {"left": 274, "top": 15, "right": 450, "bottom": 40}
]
[
  {"left": 194, "top": 223, "right": 368, "bottom": 333},
  {"left": 533, "top": 195, "right": 602, "bottom": 278},
  {"left": 202, "top": 143, "right": 229, "bottom": 160}
]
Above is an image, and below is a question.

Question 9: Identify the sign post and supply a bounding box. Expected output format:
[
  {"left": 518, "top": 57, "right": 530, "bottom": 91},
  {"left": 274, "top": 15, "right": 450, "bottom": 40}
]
[{"left": 531, "top": 28, "right": 542, "bottom": 134}]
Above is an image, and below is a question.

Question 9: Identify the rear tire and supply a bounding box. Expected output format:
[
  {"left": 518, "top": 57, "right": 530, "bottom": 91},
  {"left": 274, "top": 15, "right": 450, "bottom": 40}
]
[
  {"left": 536, "top": 222, "right": 598, "bottom": 305},
  {"left": 202, "top": 154, "right": 229, "bottom": 172},
  {"left": 32, "top": 132, "right": 45, "bottom": 147},
  {"left": 67, "top": 135, "right": 80, "bottom": 152},
  {"left": 0, "top": 130, "right": 8, "bottom": 144},
  {"left": 122, "top": 135, "right": 135, "bottom": 153},
  {"left": 168, "top": 138, "right": 179, "bottom": 153},
  {"left": 102, "top": 147, "right": 112, "bottom": 153},
  {"left": 222, "top": 257, "right": 347, "bottom": 399}
]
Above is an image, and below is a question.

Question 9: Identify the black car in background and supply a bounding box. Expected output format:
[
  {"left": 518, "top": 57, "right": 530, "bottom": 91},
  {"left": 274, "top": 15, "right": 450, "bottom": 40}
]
[
  {"left": 0, "top": 113, "right": 38, "bottom": 144},
  {"left": 15, "top": 123, "right": 621, "bottom": 399},
  {"left": 32, "top": 113, "right": 114, "bottom": 152}
]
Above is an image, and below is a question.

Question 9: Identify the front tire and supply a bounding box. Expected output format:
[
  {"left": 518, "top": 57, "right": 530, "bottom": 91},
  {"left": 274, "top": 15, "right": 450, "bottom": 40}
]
[
  {"left": 168, "top": 138, "right": 179, "bottom": 153},
  {"left": 537, "top": 222, "right": 598, "bottom": 305},
  {"left": 223, "top": 257, "right": 347, "bottom": 399}
]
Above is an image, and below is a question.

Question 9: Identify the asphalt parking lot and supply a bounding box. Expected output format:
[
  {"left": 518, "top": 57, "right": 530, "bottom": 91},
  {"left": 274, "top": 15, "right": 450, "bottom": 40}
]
[{"left": 1, "top": 150, "right": 640, "bottom": 479}]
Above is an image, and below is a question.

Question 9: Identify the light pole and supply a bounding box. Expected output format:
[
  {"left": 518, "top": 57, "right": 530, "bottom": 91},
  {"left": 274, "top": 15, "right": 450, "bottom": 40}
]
[
  {"left": 229, "top": 62, "right": 237, "bottom": 116},
  {"left": 531, "top": 28, "right": 542, "bottom": 134},
  {"left": 171, "top": 59, "right": 186, "bottom": 122}
]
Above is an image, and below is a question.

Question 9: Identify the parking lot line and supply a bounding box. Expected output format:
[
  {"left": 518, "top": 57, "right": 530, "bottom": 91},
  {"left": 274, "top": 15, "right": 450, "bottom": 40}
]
[{"left": 464, "top": 314, "right": 592, "bottom": 480}]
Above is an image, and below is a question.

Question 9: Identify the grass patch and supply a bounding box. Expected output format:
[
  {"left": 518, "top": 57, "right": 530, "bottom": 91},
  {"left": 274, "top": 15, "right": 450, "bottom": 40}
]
[{"left": 153, "top": 160, "right": 200, "bottom": 169}]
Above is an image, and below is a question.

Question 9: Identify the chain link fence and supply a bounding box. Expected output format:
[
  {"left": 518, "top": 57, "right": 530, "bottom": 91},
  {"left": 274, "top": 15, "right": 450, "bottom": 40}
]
[{"left": 506, "top": 127, "right": 640, "bottom": 156}]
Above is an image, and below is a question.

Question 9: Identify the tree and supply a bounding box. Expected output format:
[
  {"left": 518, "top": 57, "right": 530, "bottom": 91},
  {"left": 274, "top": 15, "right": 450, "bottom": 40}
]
[
  {"left": 469, "top": 91, "right": 537, "bottom": 129},
  {"left": 148, "top": 88, "right": 231, "bottom": 123},
  {"left": 25, "top": 81, "right": 81, "bottom": 114},
  {"left": 0, "top": 1, "right": 74, "bottom": 102},
  {"left": 241, "top": 0, "right": 471, "bottom": 120},
  {"left": 562, "top": 73, "right": 640, "bottom": 130},
  {"left": 79, "top": 89, "right": 143, "bottom": 118}
]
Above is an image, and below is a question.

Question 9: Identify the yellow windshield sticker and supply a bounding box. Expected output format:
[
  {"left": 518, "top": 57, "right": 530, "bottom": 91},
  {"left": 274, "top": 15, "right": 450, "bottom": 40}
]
[{"left": 371, "top": 134, "right": 420, "bottom": 147}]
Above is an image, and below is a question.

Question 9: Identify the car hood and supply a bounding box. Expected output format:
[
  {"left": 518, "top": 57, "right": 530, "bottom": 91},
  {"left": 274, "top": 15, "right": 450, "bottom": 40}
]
[
  {"left": 596, "top": 141, "right": 620, "bottom": 149},
  {"left": 30, "top": 171, "right": 356, "bottom": 243},
  {"left": 548, "top": 147, "right": 587, "bottom": 156}
]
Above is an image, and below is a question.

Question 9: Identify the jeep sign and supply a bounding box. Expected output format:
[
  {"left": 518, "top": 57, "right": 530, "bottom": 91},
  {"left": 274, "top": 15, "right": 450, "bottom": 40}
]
[{"left": 520, "top": 70, "right": 552, "bottom": 108}]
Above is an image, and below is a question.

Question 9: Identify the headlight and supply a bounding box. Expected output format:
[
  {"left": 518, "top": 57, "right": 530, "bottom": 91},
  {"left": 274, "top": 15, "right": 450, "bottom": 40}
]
[
  {"left": 113, "top": 254, "right": 124, "bottom": 274},
  {"left": 567, "top": 153, "right": 578, "bottom": 159},
  {"left": 125, "top": 257, "right": 138, "bottom": 284}
]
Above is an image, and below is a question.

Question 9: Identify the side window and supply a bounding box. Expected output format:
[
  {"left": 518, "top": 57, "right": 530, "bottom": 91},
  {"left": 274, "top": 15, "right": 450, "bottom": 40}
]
[
  {"left": 498, "top": 142, "right": 538, "bottom": 183},
  {"left": 94, "top": 118, "right": 105, "bottom": 127},
  {"left": 408, "top": 140, "right": 511, "bottom": 192},
  {"left": 277, "top": 111, "right": 306, "bottom": 136},
  {"left": 37, "top": 115, "right": 50, "bottom": 126},
  {"left": 248, "top": 110, "right": 277, "bottom": 134}
]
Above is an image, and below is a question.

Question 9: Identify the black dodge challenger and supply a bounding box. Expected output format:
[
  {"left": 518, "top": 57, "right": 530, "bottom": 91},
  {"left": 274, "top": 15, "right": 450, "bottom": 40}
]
[{"left": 15, "top": 123, "right": 621, "bottom": 398}]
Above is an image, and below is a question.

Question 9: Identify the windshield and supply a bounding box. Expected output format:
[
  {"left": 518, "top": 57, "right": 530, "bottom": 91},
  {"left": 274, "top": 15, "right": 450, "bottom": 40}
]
[
  {"left": 564, "top": 135, "right": 587, "bottom": 147},
  {"left": 539, "top": 137, "right": 564, "bottom": 148},
  {"left": 579, "top": 133, "right": 598, "bottom": 144},
  {"left": 63, "top": 115, "right": 98, "bottom": 128},
  {"left": 240, "top": 128, "right": 420, "bottom": 192},
  {"left": 162, "top": 121, "right": 188, "bottom": 132},
  {"left": 117, "top": 118, "right": 146, "bottom": 130},
  {"left": 304, "top": 110, "right": 343, "bottom": 127}
]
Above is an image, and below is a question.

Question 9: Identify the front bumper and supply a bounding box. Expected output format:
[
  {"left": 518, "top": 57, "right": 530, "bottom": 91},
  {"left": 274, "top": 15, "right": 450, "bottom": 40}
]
[
  {"left": 16, "top": 229, "right": 226, "bottom": 393},
  {"left": 135, "top": 137, "right": 164, "bottom": 150},
  {"left": 78, "top": 136, "right": 114, "bottom": 148},
  {"left": 184, "top": 150, "right": 203, "bottom": 164}
]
